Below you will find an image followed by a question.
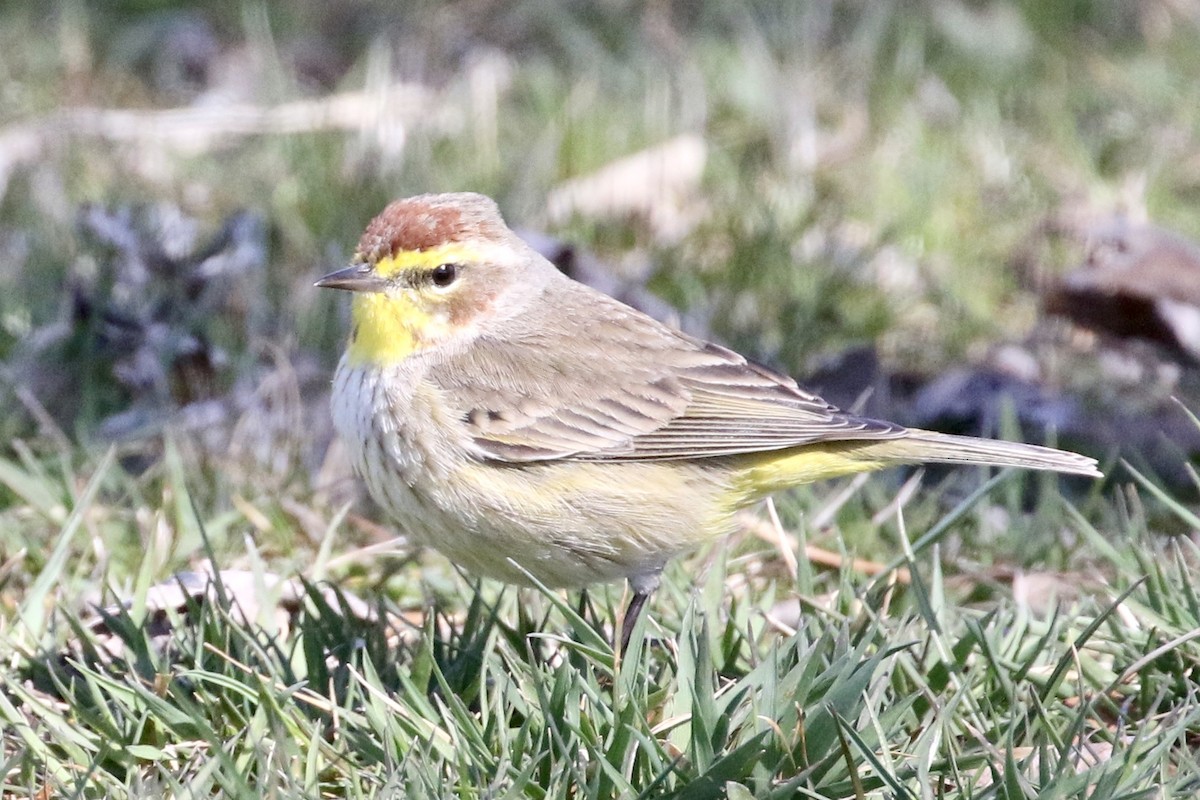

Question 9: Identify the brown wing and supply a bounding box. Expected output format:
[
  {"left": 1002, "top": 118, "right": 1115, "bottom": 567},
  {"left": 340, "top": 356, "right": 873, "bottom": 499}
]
[{"left": 429, "top": 285, "right": 905, "bottom": 463}]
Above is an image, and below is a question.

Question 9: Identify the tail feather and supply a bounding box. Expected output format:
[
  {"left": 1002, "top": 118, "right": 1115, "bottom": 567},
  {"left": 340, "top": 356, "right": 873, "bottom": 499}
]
[{"left": 878, "top": 429, "right": 1101, "bottom": 477}]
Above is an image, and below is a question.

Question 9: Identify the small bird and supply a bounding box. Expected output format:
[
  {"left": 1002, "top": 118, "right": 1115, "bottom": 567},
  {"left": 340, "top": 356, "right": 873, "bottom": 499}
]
[{"left": 317, "top": 193, "right": 1101, "bottom": 653}]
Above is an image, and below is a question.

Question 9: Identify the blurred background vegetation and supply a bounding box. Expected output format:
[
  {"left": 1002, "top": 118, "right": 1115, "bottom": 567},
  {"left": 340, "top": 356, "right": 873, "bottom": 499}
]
[
  {"left": 4, "top": 1, "right": 1200, "bottom": 446},
  {"left": 2, "top": 0, "right": 1200, "bottom": 796}
]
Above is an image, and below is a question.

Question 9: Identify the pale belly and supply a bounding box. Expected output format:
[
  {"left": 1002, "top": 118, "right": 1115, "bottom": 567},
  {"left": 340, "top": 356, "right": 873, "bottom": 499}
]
[{"left": 332, "top": 362, "right": 739, "bottom": 590}]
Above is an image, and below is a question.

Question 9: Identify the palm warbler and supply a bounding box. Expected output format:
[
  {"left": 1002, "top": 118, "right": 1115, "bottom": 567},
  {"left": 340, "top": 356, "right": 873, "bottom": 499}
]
[{"left": 317, "top": 192, "right": 1100, "bottom": 651}]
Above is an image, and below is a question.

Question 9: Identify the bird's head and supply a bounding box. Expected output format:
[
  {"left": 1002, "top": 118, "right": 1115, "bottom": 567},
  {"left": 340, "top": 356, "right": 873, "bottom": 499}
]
[{"left": 317, "top": 193, "right": 539, "bottom": 365}]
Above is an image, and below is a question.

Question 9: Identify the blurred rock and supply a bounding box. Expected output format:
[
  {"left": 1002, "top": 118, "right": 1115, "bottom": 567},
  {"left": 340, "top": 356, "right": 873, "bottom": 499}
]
[
  {"left": 904, "top": 367, "right": 1085, "bottom": 443},
  {"left": 803, "top": 345, "right": 890, "bottom": 418},
  {"left": 1044, "top": 217, "right": 1200, "bottom": 362}
]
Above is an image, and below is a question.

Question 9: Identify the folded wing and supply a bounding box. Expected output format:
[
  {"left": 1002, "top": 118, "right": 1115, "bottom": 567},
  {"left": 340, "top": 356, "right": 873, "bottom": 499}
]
[{"left": 430, "top": 291, "right": 904, "bottom": 463}]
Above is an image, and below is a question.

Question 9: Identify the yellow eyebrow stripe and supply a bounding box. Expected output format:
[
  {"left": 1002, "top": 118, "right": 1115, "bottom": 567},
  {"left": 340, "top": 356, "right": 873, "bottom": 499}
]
[{"left": 371, "top": 243, "right": 494, "bottom": 278}]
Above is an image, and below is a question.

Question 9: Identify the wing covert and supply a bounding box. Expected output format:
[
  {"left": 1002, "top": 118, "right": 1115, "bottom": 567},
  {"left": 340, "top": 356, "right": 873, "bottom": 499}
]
[{"left": 429, "top": 288, "right": 905, "bottom": 462}]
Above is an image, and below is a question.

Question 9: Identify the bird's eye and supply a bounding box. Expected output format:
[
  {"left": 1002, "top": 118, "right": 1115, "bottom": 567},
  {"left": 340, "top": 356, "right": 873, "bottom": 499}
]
[{"left": 431, "top": 263, "right": 458, "bottom": 288}]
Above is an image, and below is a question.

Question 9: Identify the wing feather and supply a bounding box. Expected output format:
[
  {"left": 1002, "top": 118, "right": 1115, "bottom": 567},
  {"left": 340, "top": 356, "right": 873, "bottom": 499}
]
[{"left": 429, "top": 282, "right": 905, "bottom": 462}]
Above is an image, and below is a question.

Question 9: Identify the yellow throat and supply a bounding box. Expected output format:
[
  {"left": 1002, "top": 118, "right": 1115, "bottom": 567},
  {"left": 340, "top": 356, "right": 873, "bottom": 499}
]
[
  {"left": 346, "top": 291, "right": 438, "bottom": 365},
  {"left": 341, "top": 242, "right": 502, "bottom": 365}
]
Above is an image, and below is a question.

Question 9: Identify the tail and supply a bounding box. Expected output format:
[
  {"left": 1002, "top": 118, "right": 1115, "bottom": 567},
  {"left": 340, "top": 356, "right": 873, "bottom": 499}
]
[
  {"left": 873, "top": 429, "right": 1101, "bottom": 477},
  {"left": 734, "top": 431, "right": 1101, "bottom": 498}
]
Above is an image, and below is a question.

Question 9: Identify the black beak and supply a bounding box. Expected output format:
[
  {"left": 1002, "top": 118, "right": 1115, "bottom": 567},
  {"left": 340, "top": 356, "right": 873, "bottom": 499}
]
[{"left": 315, "top": 264, "right": 387, "bottom": 292}]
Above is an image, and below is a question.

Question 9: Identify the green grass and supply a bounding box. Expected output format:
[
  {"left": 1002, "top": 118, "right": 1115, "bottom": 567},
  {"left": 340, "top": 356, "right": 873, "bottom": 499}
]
[
  {"left": 4, "top": 458, "right": 1200, "bottom": 797},
  {"left": 2, "top": 0, "right": 1200, "bottom": 797}
]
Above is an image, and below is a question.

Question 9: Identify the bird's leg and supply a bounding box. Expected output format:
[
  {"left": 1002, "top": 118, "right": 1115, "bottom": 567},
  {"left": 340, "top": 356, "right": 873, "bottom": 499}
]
[
  {"left": 619, "top": 588, "right": 651, "bottom": 657},
  {"left": 576, "top": 587, "right": 591, "bottom": 622}
]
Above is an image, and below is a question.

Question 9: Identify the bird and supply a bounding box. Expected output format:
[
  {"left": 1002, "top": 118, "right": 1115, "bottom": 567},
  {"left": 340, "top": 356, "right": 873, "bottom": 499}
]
[{"left": 316, "top": 192, "right": 1101, "bottom": 654}]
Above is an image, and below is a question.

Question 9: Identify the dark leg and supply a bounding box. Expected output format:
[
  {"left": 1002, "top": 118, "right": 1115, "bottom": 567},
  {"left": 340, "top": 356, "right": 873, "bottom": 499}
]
[
  {"left": 619, "top": 588, "right": 651, "bottom": 657},
  {"left": 576, "top": 587, "right": 591, "bottom": 621}
]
